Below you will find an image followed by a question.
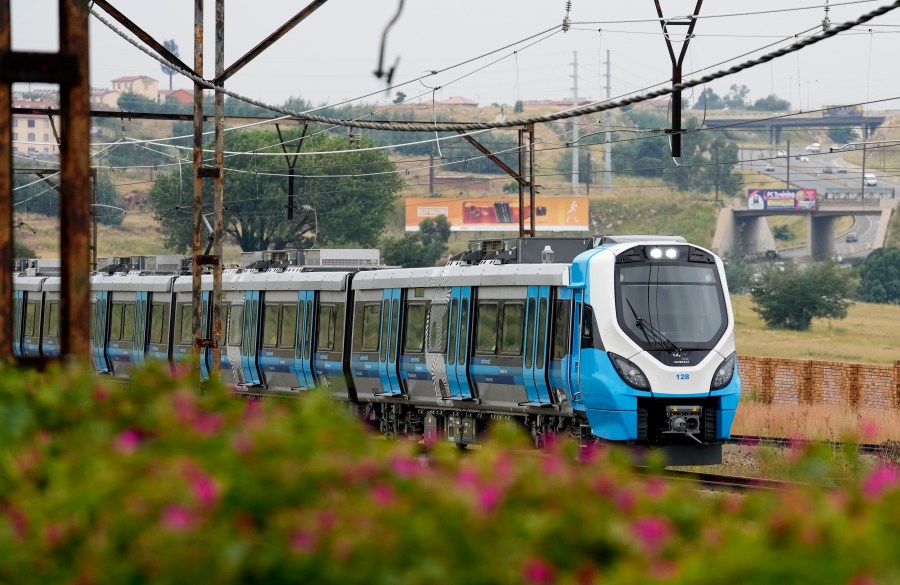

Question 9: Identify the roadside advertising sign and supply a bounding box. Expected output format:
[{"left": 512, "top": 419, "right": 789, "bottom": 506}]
[
  {"left": 747, "top": 189, "right": 817, "bottom": 211},
  {"left": 405, "top": 196, "right": 590, "bottom": 232}
]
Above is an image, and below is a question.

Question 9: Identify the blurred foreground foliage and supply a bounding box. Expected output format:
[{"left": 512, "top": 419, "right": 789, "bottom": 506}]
[{"left": 1, "top": 364, "right": 900, "bottom": 584}]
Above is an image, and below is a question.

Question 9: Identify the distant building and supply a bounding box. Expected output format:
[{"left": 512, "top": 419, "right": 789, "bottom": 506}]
[
  {"left": 429, "top": 96, "right": 479, "bottom": 107},
  {"left": 90, "top": 88, "right": 121, "bottom": 108},
  {"left": 11, "top": 100, "right": 59, "bottom": 157},
  {"left": 158, "top": 89, "right": 193, "bottom": 106},
  {"left": 111, "top": 75, "right": 159, "bottom": 101}
]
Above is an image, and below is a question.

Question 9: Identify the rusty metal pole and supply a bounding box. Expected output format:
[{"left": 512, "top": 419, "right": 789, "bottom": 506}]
[
  {"left": 528, "top": 124, "right": 536, "bottom": 237},
  {"left": 192, "top": 0, "right": 205, "bottom": 371},
  {"left": 518, "top": 128, "right": 525, "bottom": 237},
  {"left": 59, "top": 0, "right": 91, "bottom": 360},
  {"left": 211, "top": 0, "right": 225, "bottom": 376},
  {"left": 0, "top": 1, "right": 13, "bottom": 358}
]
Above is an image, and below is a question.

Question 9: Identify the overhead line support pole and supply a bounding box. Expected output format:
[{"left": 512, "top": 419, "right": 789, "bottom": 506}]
[
  {"left": 528, "top": 123, "right": 536, "bottom": 237},
  {"left": 275, "top": 123, "right": 309, "bottom": 220},
  {"left": 192, "top": 0, "right": 206, "bottom": 371},
  {"left": 518, "top": 128, "right": 525, "bottom": 237},
  {"left": 654, "top": 0, "right": 702, "bottom": 162},
  {"left": 211, "top": 0, "right": 225, "bottom": 376},
  {"left": 212, "top": 0, "right": 328, "bottom": 85}
]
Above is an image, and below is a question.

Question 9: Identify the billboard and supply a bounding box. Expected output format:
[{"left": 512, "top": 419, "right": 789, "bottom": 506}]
[
  {"left": 747, "top": 189, "right": 817, "bottom": 211},
  {"left": 405, "top": 196, "right": 589, "bottom": 232}
]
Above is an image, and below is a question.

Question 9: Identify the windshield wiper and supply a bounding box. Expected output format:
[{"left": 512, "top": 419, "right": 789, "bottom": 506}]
[{"left": 626, "top": 299, "right": 682, "bottom": 355}]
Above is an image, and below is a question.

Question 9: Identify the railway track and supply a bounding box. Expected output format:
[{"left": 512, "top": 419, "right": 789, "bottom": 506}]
[
  {"left": 656, "top": 469, "right": 796, "bottom": 492},
  {"left": 728, "top": 434, "right": 900, "bottom": 458}
]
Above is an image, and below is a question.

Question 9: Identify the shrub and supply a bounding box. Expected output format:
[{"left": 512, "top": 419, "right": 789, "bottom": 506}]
[{"left": 0, "top": 363, "right": 899, "bottom": 584}]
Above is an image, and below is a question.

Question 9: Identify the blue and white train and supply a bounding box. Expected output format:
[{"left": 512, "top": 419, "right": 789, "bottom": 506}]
[{"left": 12, "top": 236, "right": 740, "bottom": 464}]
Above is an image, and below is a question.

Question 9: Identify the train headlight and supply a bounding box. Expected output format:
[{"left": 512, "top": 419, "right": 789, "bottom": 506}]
[
  {"left": 711, "top": 353, "right": 737, "bottom": 390},
  {"left": 609, "top": 353, "right": 651, "bottom": 391},
  {"left": 648, "top": 247, "right": 663, "bottom": 259},
  {"left": 647, "top": 247, "right": 680, "bottom": 260},
  {"left": 664, "top": 247, "right": 680, "bottom": 259}
]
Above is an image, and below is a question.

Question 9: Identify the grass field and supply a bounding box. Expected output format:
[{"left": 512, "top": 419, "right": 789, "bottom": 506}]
[{"left": 731, "top": 293, "right": 900, "bottom": 365}]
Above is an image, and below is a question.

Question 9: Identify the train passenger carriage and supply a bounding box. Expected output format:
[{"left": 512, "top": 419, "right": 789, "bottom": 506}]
[{"left": 14, "top": 236, "right": 740, "bottom": 465}]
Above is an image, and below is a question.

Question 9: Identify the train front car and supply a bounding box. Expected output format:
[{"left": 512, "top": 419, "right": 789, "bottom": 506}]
[{"left": 574, "top": 236, "right": 739, "bottom": 465}]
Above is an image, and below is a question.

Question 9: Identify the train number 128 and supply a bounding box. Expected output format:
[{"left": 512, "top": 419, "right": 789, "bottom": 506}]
[{"left": 676, "top": 373, "right": 690, "bottom": 380}]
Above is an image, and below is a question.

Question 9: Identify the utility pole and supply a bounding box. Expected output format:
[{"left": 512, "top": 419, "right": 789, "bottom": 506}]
[
  {"left": 429, "top": 148, "right": 435, "bottom": 195},
  {"left": 604, "top": 49, "right": 612, "bottom": 192},
  {"left": 586, "top": 153, "right": 592, "bottom": 195},
  {"left": 786, "top": 139, "right": 791, "bottom": 189},
  {"left": 571, "top": 51, "right": 580, "bottom": 194},
  {"left": 861, "top": 142, "right": 868, "bottom": 199},
  {"left": 714, "top": 145, "right": 719, "bottom": 205}
]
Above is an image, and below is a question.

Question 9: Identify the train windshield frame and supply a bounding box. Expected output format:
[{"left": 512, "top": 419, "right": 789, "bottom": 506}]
[{"left": 614, "top": 262, "right": 727, "bottom": 352}]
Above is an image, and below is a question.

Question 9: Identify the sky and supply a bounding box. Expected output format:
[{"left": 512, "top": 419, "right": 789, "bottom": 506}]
[{"left": 9, "top": 0, "right": 900, "bottom": 115}]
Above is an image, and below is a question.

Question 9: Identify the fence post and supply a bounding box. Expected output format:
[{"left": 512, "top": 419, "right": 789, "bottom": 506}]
[
  {"left": 893, "top": 361, "right": 900, "bottom": 410},
  {"left": 800, "top": 360, "right": 815, "bottom": 404},
  {"left": 762, "top": 357, "right": 775, "bottom": 404}
]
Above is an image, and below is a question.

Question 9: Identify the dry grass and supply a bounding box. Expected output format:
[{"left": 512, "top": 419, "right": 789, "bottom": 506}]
[
  {"left": 732, "top": 294, "right": 900, "bottom": 365},
  {"left": 733, "top": 402, "right": 900, "bottom": 442}
]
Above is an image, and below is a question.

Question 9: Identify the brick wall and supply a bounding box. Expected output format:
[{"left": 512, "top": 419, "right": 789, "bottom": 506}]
[{"left": 738, "top": 356, "right": 900, "bottom": 409}]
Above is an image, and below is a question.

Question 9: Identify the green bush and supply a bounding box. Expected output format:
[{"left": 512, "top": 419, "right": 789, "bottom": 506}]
[{"left": 1, "top": 364, "right": 900, "bottom": 584}]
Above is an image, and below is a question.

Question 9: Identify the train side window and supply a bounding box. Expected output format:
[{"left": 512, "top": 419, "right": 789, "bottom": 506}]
[
  {"left": 427, "top": 303, "right": 448, "bottom": 353},
  {"left": 581, "top": 305, "right": 595, "bottom": 347},
  {"left": 228, "top": 305, "right": 243, "bottom": 346},
  {"left": 403, "top": 303, "right": 426, "bottom": 353},
  {"left": 500, "top": 303, "right": 525, "bottom": 356},
  {"left": 458, "top": 299, "right": 469, "bottom": 365},
  {"left": 122, "top": 303, "right": 135, "bottom": 342},
  {"left": 262, "top": 304, "right": 280, "bottom": 348},
  {"left": 475, "top": 302, "right": 498, "bottom": 354},
  {"left": 317, "top": 305, "right": 335, "bottom": 351},
  {"left": 149, "top": 303, "right": 165, "bottom": 344},
  {"left": 524, "top": 298, "right": 536, "bottom": 368},
  {"left": 279, "top": 305, "right": 297, "bottom": 349},
  {"left": 359, "top": 303, "right": 381, "bottom": 352},
  {"left": 536, "top": 298, "right": 548, "bottom": 369},
  {"left": 379, "top": 300, "right": 390, "bottom": 361},
  {"left": 24, "top": 301, "right": 38, "bottom": 337},
  {"left": 178, "top": 304, "right": 192, "bottom": 344},
  {"left": 109, "top": 302, "right": 123, "bottom": 341},
  {"left": 333, "top": 303, "right": 345, "bottom": 351},
  {"left": 90, "top": 302, "right": 96, "bottom": 340},
  {"left": 551, "top": 301, "right": 571, "bottom": 360},
  {"left": 46, "top": 302, "right": 60, "bottom": 338},
  {"left": 447, "top": 299, "right": 458, "bottom": 363}
]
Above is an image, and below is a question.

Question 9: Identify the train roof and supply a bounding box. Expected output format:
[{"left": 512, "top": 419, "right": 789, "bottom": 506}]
[
  {"left": 352, "top": 263, "right": 570, "bottom": 290},
  {"left": 237, "top": 268, "right": 351, "bottom": 291},
  {"left": 12, "top": 275, "right": 45, "bottom": 292},
  {"left": 93, "top": 273, "right": 179, "bottom": 292}
]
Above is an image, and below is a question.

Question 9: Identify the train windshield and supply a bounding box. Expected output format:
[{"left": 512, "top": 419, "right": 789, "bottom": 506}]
[{"left": 616, "top": 263, "right": 726, "bottom": 350}]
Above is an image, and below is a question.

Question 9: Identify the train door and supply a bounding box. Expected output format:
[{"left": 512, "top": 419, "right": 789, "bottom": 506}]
[
  {"left": 349, "top": 290, "right": 384, "bottom": 400},
  {"left": 296, "top": 290, "right": 315, "bottom": 390},
  {"left": 146, "top": 295, "right": 172, "bottom": 364},
  {"left": 258, "top": 292, "right": 300, "bottom": 391},
  {"left": 200, "top": 292, "right": 211, "bottom": 380},
  {"left": 470, "top": 288, "right": 528, "bottom": 410},
  {"left": 92, "top": 290, "right": 111, "bottom": 373},
  {"left": 240, "top": 290, "right": 262, "bottom": 386},
  {"left": 131, "top": 291, "right": 149, "bottom": 368},
  {"left": 171, "top": 295, "right": 211, "bottom": 379},
  {"left": 12, "top": 289, "right": 23, "bottom": 357},
  {"left": 571, "top": 289, "right": 586, "bottom": 406},
  {"left": 223, "top": 295, "right": 244, "bottom": 381},
  {"left": 107, "top": 293, "right": 138, "bottom": 377},
  {"left": 446, "top": 286, "right": 475, "bottom": 400},
  {"left": 522, "top": 285, "right": 553, "bottom": 405},
  {"left": 548, "top": 288, "right": 577, "bottom": 406},
  {"left": 377, "top": 288, "right": 402, "bottom": 396}
]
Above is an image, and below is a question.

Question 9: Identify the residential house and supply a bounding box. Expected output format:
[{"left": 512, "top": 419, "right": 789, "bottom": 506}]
[
  {"left": 111, "top": 75, "right": 159, "bottom": 101},
  {"left": 12, "top": 100, "right": 60, "bottom": 157}
]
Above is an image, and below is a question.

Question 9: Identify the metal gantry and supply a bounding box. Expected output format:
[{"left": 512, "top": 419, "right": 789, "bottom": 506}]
[{"left": 1, "top": 0, "right": 91, "bottom": 363}]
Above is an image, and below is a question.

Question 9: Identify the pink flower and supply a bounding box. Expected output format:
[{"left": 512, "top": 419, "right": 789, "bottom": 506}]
[
  {"left": 370, "top": 483, "right": 395, "bottom": 506},
  {"left": 632, "top": 516, "right": 673, "bottom": 555},
  {"left": 93, "top": 385, "right": 110, "bottom": 402},
  {"left": 862, "top": 465, "right": 900, "bottom": 501},
  {"left": 390, "top": 456, "right": 422, "bottom": 478},
  {"left": 456, "top": 467, "right": 480, "bottom": 489},
  {"left": 188, "top": 471, "right": 220, "bottom": 509},
  {"left": 522, "top": 557, "right": 555, "bottom": 585},
  {"left": 191, "top": 412, "right": 224, "bottom": 436},
  {"left": 614, "top": 489, "right": 636, "bottom": 512},
  {"left": 542, "top": 453, "right": 563, "bottom": 475},
  {"left": 231, "top": 433, "right": 254, "bottom": 455},
  {"left": 161, "top": 505, "right": 195, "bottom": 531},
  {"left": 645, "top": 477, "right": 667, "bottom": 500},
  {"left": 114, "top": 428, "right": 142, "bottom": 454},
  {"left": 289, "top": 530, "right": 317, "bottom": 553},
  {"left": 477, "top": 484, "right": 503, "bottom": 514},
  {"left": 858, "top": 419, "right": 879, "bottom": 442}
]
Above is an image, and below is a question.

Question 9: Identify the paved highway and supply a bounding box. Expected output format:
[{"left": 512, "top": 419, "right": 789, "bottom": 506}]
[{"left": 742, "top": 147, "right": 890, "bottom": 258}]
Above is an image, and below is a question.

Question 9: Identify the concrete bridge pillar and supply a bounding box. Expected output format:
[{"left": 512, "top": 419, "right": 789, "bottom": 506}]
[
  {"left": 740, "top": 216, "right": 776, "bottom": 255},
  {"left": 809, "top": 215, "right": 836, "bottom": 260}
]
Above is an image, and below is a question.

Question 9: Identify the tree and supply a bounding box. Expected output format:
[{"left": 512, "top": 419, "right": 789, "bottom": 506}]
[
  {"left": 692, "top": 88, "right": 723, "bottom": 110},
  {"left": 13, "top": 169, "right": 123, "bottom": 227},
  {"left": 750, "top": 94, "right": 790, "bottom": 111},
  {"left": 393, "top": 91, "right": 406, "bottom": 104},
  {"left": 514, "top": 100, "right": 524, "bottom": 113},
  {"left": 828, "top": 126, "right": 857, "bottom": 144},
  {"left": 160, "top": 39, "right": 180, "bottom": 91},
  {"left": 723, "top": 84, "right": 750, "bottom": 109},
  {"left": 858, "top": 248, "right": 900, "bottom": 304},
  {"left": 381, "top": 215, "right": 452, "bottom": 268},
  {"left": 147, "top": 129, "right": 405, "bottom": 252},
  {"left": 750, "top": 262, "right": 856, "bottom": 330}
]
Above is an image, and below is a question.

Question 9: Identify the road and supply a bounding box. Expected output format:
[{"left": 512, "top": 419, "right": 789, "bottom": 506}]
[{"left": 742, "top": 147, "right": 890, "bottom": 258}]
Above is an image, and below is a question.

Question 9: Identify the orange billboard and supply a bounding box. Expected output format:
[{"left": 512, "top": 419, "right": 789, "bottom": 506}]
[{"left": 405, "top": 196, "right": 589, "bottom": 232}]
